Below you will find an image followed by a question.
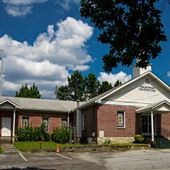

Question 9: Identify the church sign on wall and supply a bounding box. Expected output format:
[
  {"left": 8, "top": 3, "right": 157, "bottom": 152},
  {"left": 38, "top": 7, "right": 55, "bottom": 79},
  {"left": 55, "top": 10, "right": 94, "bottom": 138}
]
[{"left": 139, "top": 85, "right": 156, "bottom": 92}]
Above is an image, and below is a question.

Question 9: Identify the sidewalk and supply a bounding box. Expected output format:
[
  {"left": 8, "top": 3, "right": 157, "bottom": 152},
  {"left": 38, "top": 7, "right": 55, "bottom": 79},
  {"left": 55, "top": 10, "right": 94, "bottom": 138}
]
[{"left": 1, "top": 143, "right": 18, "bottom": 154}]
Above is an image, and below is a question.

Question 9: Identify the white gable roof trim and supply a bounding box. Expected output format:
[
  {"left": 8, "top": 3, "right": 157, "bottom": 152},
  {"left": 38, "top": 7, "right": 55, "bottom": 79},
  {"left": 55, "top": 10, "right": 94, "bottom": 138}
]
[
  {"left": 77, "top": 71, "right": 170, "bottom": 110},
  {"left": 97, "top": 71, "right": 170, "bottom": 102},
  {"left": 0, "top": 99, "right": 21, "bottom": 108},
  {"left": 136, "top": 100, "right": 170, "bottom": 113}
]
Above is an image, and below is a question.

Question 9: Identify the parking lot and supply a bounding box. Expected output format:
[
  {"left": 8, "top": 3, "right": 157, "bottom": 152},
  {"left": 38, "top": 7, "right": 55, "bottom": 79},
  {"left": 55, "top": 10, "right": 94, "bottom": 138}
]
[{"left": 1, "top": 149, "right": 170, "bottom": 169}]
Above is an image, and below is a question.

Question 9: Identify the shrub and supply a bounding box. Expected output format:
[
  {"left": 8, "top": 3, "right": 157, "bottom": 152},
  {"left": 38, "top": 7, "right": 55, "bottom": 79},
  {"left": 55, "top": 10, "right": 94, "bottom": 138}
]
[
  {"left": 103, "top": 139, "right": 111, "bottom": 145},
  {"left": 16, "top": 124, "right": 50, "bottom": 141},
  {"left": 134, "top": 134, "right": 144, "bottom": 143},
  {"left": 51, "top": 127, "right": 70, "bottom": 144}
]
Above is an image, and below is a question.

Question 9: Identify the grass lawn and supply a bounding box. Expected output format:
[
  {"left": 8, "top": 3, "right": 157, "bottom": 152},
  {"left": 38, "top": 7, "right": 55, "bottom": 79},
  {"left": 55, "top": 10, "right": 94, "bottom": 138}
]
[
  {"left": 0, "top": 147, "right": 3, "bottom": 153},
  {"left": 14, "top": 141, "right": 149, "bottom": 152},
  {"left": 14, "top": 141, "right": 96, "bottom": 152},
  {"left": 110, "top": 143, "right": 149, "bottom": 147},
  {"left": 14, "top": 141, "right": 57, "bottom": 152}
]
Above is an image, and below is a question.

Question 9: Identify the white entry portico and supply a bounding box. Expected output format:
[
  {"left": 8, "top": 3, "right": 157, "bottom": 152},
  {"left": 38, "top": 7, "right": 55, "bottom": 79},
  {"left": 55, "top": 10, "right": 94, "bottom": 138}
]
[
  {"left": 0, "top": 99, "right": 20, "bottom": 142},
  {"left": 137, "top": 100, "right": 170, "bottom": 142}
]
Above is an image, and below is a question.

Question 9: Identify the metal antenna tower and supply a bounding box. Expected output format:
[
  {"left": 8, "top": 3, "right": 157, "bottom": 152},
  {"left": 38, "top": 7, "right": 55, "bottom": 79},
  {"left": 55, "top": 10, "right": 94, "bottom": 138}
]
[{"left": 0, "top": 50, "right": 4, "bottom": 96}]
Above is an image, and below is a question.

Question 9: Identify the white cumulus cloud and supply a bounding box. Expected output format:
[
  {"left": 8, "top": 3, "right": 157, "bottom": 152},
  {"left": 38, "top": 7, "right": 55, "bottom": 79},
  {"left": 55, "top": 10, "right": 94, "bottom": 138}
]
[
  {"left": 98, "top": 71, "right": 132, "bottom": 86},
  {"left": 167, "top": 71, "right": 170, "bottom": 77},
  {"left": 56, "top": 0, "right": 79, "bottom": 10},
  {"left": 0, "top": 17, "right": 93, "bottom": 98},
  {"left": 2, "top": 0, "right": 48, "bottom": 16}
]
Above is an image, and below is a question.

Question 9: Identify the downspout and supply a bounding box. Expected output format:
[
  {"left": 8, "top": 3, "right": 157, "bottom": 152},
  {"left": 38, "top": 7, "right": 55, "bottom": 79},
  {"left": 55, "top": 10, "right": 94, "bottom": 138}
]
[
  {"left": 151, "top": 109, "right": 154, "bottom": 142},
  {"left": 76, "top": 100, "right": 81, "bottom": 142},
  {"left": 12, "top": 108, "right": 16, "bottom": 143},
  {"left": 67, "top": 111, "right": 70, "bottom": 128}
]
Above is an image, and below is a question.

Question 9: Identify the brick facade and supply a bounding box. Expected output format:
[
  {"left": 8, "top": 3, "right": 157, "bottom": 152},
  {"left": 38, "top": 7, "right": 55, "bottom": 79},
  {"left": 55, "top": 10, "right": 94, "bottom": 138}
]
[
  {"left": 96, "top": 104, "right": 137, "bottom": 137},
  {"left": 160, "top": 112, "right": 170, "bottom": 138},
  {"left": 0, "top": 110, "right": 67, "bottom": 140},
  {"left": 17, "top": 111, "right": 66, "bottom": 132}
]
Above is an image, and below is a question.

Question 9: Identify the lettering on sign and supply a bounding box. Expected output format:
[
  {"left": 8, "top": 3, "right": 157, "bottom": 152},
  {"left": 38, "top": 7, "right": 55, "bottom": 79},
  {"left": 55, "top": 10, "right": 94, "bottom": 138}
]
[{"left": 139, "top": 85, "right": 156, "bottom": 92}]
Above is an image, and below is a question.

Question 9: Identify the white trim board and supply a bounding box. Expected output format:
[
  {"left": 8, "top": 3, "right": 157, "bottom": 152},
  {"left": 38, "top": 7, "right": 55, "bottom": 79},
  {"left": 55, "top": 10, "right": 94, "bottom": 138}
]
[{"left": 96, "top": 71, "right": 170, "bottom": 102}]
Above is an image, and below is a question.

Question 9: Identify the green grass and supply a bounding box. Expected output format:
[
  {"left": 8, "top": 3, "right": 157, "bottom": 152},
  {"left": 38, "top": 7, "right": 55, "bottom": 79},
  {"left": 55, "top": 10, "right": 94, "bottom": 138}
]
[
  {"left": 110, "top": 143, "right": 149, "bottom": 147},
  {"left": 14, "top": 141, "right": 149, "bottom": 152},
  {"left": 0, "top": 147, "right": 3, "bottom": 153},
  {"left": 14, "top": 141, "right": 96, "bottom": 152},
  {"left": 14, "top": 141, "right": 57, "bottom": 152}
]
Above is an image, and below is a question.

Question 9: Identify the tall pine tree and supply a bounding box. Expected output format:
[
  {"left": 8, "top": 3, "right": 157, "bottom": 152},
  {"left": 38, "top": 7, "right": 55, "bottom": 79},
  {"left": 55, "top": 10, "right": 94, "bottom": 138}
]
[{"left": 16, "top": 83, "right": 41, "bottom": 98}]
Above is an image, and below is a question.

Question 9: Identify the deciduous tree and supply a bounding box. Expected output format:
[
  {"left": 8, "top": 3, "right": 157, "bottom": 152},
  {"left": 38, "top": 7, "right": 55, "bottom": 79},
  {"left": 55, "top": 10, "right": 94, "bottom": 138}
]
[
  {"left": 84, "top": 73, "right": 100, "bottom": 99},
  {"left": 80, "top": 0, "right": 167, "bottom": 72}
]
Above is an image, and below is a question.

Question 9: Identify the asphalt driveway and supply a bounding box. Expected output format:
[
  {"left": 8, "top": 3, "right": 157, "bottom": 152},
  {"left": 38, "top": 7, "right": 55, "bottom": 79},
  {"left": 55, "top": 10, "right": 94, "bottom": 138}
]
[{"left": 1, "top": 148, "right": 170, "bottom": 169}]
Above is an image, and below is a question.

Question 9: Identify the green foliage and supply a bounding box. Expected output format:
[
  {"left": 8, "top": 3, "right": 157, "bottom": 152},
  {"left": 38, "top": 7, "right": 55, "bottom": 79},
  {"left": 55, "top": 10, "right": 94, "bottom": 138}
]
[
  {"left": 56, "top": 86, "right": 70, "bottom": 100},
  {"left": 80, "top": 0, "right": 167, "bottom": 72},
  {"left": 51, "top": 127, "right": 70, "bottom": 144},
  {"left": 99, "top": 81, "right": 112, "bottom": 94},
  {"left": 134, "top": 134, "right": 145, "bottom": 143},
  {"left": 16, "top": 83, "right": 41, "bottom": 98},
  {"left": 114, "top": 80, "right": 122, "bottom": 88},
  {"left": 68, "top": 71, "right": 85, "bottom": 101},
  {"left": 84, "top": 73, "right": 100, "bottom": 99},
  {"left": 56, "top": 71, "right": 85, "bottom": 101},
  {"left": 56, "top": 71, "right": 114, "bottom": 101},
  {"left": 103, "top": 139, "right": 111, "bottom": 145},
  {"left": 0, "top": 147, "right": 3, "bottom": 153},
  {"left": 14, "top": 141, "right": 56, "bottom": 152},
  {"left": 16, "top": 124, "right": 50, "bottom": 141}
]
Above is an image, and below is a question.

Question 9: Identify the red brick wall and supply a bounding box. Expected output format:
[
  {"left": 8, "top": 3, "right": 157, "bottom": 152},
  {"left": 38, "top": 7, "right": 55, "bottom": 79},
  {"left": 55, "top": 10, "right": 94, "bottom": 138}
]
[
  {"left": 160, "top": 112, "right": 170, "bottom": 137},
  {"left": 17, "top": 111, "right": 66, "bottom": 132},
  {"left": 96, "top": 104, "right": 137, "bottom": 137}
]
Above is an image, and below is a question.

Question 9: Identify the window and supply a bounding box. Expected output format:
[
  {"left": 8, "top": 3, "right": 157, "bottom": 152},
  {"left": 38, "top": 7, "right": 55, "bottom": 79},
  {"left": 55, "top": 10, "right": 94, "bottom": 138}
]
[
  {"left": 145, "top": 78, "right": 150, "bottom": 84},
  {"left": 22, "top": 117, "right": 29, "bottom": 128},
  {"left": 42, "top": 118, "right": 48, "bottom": 131},
  {"left": 117, "top": 111, "right": 125, "bottom": 128},
  {"left": 62, "top": 119, "right": 67, "bottom": 127}
]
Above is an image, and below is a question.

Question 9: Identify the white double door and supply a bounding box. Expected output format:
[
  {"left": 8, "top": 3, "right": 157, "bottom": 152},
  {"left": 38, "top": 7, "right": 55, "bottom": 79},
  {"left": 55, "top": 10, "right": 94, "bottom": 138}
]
[{"left": 1, "top": 117, "right": 11, "bottom": 137}]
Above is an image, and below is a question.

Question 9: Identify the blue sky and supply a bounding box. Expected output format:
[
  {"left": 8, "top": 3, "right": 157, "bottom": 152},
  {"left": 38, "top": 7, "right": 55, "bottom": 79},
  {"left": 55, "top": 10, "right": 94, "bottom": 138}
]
[{"left": 0, "top": 0, "right": 169, "bottom": 98}]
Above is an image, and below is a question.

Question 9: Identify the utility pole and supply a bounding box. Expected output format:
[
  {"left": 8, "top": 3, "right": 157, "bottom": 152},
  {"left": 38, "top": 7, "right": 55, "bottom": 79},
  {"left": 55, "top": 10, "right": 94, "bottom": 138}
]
[{"left": 0, "top": 50, "right": 4, "bottom": 96}]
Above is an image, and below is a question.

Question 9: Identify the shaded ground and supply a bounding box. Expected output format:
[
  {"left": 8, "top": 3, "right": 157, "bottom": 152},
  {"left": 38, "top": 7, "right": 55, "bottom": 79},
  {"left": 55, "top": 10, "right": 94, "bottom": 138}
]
[{"left": 1, "top": 145, "right": 170, "bottom": 170}]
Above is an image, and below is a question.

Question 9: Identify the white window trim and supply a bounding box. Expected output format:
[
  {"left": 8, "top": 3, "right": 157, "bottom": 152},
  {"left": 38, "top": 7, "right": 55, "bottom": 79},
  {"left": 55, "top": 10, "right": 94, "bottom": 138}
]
[
  {"left": 61, "top": 118, "right": 67, "bottom": 127},
  {"left": 117, "top": 111, "right": 126, "bottom": 128},
  {"left": 42, "top": 117, "right": 49, "bottom": 132},
  {"left": 21, "top": 116, "right": 29, "bottom": 128}
]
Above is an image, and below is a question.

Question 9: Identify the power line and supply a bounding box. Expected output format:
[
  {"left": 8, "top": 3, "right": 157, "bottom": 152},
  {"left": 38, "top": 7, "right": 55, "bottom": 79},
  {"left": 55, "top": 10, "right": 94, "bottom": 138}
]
[{"left": 0, "top": 50, "right": 4, "bottom": 96}]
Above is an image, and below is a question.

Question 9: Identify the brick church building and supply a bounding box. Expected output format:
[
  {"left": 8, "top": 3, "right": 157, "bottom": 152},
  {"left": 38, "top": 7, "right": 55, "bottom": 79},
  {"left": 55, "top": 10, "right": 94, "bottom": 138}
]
[{"left": 0, "top": 65, "right": 170, "bottom": 143}]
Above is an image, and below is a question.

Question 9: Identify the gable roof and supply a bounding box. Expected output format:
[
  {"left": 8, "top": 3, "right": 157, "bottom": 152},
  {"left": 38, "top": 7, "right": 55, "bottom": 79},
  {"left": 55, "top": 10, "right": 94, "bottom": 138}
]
[
  {"left": 78, "top": 71, "right": 170, "bottom": 110},
  {"left": 136, "top": 100, "right": 170, "bottom": 113},
  {"left": 0, "top": 96, "right": 84, "bottom": 113},
  {"left": 0, "top": 99, "right": 20, "bottom": 108}
]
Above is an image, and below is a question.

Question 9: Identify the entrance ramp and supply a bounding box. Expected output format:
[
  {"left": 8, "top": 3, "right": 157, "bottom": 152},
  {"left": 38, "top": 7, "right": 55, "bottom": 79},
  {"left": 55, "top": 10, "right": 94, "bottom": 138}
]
[{"left": 155, "top": 137, "right": 170, "bottom": 149}]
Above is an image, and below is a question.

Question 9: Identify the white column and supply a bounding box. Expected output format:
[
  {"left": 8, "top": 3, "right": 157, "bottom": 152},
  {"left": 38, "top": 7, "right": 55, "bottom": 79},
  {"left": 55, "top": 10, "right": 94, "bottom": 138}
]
[
  {"left": 67, "top": 112, "right": 70, "bottom": 127},
  {"left": 76, "top": 109, "right": 82, "bottom": 138},
  {"left": 151, "top": 110, "right": 154, "bottom": 142},
  {"left": 12, "top": 108, "right": 16, "bottom": 143}
]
